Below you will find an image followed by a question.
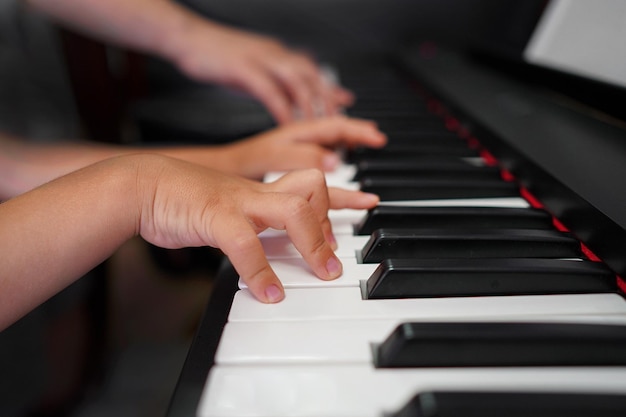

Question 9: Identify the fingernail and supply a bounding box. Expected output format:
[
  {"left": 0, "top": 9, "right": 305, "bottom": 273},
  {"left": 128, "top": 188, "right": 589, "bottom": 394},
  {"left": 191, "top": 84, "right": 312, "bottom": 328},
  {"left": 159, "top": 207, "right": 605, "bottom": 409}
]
[
  {"left": 323, "top": 153, "right": 340, "bottom": 171},
  {"left": 326, "top": 256, "right": 342, "bottom": 279},
  {"left": 265, "top": 285, "right": 284, "bottom": 303}
]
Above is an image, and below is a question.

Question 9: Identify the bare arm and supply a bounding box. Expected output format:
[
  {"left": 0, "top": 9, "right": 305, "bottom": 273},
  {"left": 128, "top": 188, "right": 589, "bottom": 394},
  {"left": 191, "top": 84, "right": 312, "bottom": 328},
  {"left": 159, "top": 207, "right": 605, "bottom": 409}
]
[
  {"left": 0, "top": 133, "right": 127, "bottom": 199},
  {"left": 0, "top": 155, "right": 139, "bottom": 329},
  {"left": 25, "top": 0, "right": 354, "bottom": 123},
  {"left": 26, "top": 0, "right": 204, "bottom": 56},
  {"left": 0, "top": 117, "right": 385, "bottom": 199}
]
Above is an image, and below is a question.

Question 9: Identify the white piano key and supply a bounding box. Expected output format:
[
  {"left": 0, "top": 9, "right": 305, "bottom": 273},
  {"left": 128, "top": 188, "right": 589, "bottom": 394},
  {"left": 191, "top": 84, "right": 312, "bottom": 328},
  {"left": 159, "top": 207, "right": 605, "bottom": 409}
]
[
  {"left": 328, "top": 208, "right": 368, "bottom": 234},
  {"left": 378, "top": 197, "right": 530, "bottom": 208},
  {"left": 215, "top": 315, "right": 626, "bottom": 366},
  {"left": 239, "top": 257, "right": 378, "bottom": 289},
  {"left": 256, "top": 209, "right": 364, "bottom": 239},
  {"left": 197, "top": 365, "right": 626, "bottom": 417},
  {"left": 262, "top": 233, "right": 368, "bottom": 259},
  {"left": 324, "top": 163, "right": 358, "bottom": 187},
  {"left": 264, "top": 163, "right": 357, "bottom": 187},
  {"left": 228, "top": 287, "right": 626, "bottom": 322},
  {"left": 216, "top": 319, "right": 395, "bottom": 365}
]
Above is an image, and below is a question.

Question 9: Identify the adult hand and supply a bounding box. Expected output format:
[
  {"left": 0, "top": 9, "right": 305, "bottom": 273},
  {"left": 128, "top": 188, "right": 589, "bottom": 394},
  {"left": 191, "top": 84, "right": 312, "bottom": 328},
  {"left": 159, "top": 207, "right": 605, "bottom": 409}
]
[
  {"left": 25, "top": 0, "right": 354, "bottom": 123},
  {"left": 167, "top": 20, "right": 355, "bottom": 124},
  {"left": 25, "top": 0, "right": 353, "bottom": 123}
]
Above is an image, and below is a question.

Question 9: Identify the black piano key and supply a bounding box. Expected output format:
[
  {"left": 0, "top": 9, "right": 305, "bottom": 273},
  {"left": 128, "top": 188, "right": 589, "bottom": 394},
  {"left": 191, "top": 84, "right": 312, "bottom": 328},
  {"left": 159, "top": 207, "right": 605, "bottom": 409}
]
[
  {"left": 348, "top": 145, "right": 478, "bottom": 163},
  {"left": 357, "top": 155, "right": 483, "bottom": 170},
  {"left": 384, "top": 132, "right": 462, "bottom": 146},
  {"left": 358, "top": 228, "right": 582, "bottom": 263},
  {"left": 376, "top": 119, "right": 445, "bottom": 132},
  {"left": 354, "top": 206, "right": 554, "bottom": 235},
  {"left": 383, "top": 126, "right": 451, "bottom": 136},
  {"left": 366, "top": 258, "right": 616, "bottom": 299},
  {"left": 354, "top": 163, "right": 501, "bottom": 181},
  {"left": 348, "top": 108, "right": 430, "bottom": 119},
  {"left": 375, "top": 322, "right": 626, "bottom": 368},
  {"left": 372, "top": 110, "right": 436, "bottom": 117},
  {"left": 359, "top": 178, "right": 519, "bottom": 201},
  {"left": 388, "top": 391, "right": 626, "bottom": 417},
  {"left": 348, "top": 106, "right": 427, "bottom": 118},
  {"left": 345, "top": 90, "right": 425, "bottom": 103},
  {"left": 355, "top": 136, "right": 470, "bottom": 148},
  {"left": 347, "top": 92, "right": 426, "bottom": 102},
  {"left": 347, "top": 95, "right": 426, "bottom": 105}
]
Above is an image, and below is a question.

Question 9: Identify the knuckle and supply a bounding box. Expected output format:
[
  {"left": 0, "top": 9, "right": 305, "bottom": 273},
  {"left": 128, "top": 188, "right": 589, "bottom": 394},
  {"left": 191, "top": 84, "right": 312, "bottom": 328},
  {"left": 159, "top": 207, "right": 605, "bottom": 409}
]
[
  {"left": 309, "top": 232, "right": 331, "bottom": 260},
  {"left": 293, "top": 168, "right": 327, "bottom": 190},
  {"left": 228, "top": 230, "right": 260, "bottom": 254},
  {"left": 285, "top": 196, "right": 312, "bottom": 220},
  {"left": 245, "top": 263, "right": 274, "bottom": 286},
  {"left": 306, "top": 168, "right": 327, "bottom": 186}
]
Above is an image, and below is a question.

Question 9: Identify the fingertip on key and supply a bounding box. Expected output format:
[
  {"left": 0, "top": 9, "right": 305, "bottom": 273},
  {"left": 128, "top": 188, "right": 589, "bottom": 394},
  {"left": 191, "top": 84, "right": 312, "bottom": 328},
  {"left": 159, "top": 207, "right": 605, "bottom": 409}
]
[
  {"left": 264, "top": 284, "right": 285, "bottom": 303},
  {"left": 325, "top": 255, "right": 343, "bottom": 280}
]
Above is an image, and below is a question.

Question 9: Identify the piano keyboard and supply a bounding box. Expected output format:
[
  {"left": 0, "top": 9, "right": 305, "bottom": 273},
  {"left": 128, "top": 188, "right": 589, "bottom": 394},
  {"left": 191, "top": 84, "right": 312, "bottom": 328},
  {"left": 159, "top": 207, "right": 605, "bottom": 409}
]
[{"left": 194, "top": 68, "right": 626, "bottom": 417}]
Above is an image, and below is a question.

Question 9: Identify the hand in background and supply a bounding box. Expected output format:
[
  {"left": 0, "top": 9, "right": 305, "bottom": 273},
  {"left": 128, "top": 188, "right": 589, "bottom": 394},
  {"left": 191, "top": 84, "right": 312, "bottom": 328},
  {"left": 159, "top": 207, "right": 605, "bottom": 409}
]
[
  {"left": 25, "top": 0, "right": 354, "bottom": 124},
  {"left": 167, "top": 20, "right": 355, "bottom": 124}
]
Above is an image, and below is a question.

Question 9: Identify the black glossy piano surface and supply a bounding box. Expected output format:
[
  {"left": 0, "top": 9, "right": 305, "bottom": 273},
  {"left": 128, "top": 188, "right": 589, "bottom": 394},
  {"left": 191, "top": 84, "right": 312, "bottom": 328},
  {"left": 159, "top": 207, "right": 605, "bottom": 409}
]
[{"left": 166, "top": 48, "right": 626, "bottom": 417}]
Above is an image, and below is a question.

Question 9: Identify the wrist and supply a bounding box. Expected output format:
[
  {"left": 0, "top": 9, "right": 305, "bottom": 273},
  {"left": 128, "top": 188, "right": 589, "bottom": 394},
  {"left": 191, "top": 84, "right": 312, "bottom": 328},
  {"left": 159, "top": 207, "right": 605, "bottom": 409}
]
[
  {"left": 121, "top": 154, "right": 169, "bottom": 238},
  {"left": 82, "top": 154, "right": 147, "bottom": 241},
  {"left": 218, "top": 142, "right": 265, "bottom": 179}
]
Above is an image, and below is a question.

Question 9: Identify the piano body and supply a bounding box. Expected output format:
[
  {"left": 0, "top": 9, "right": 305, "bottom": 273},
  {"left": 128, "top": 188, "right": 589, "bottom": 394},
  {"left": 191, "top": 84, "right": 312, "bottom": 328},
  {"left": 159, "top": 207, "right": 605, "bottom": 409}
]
[{"left": 166, "top": 1, "right": 626, "bottom": 416}]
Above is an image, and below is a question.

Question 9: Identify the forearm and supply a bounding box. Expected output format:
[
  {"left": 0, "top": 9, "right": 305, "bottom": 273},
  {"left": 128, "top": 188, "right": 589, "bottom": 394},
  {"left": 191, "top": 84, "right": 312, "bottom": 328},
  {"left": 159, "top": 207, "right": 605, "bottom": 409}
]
[
  {"left": 0, "top": 134, "right": 127, "bottom": 199},
  {"left": 0, "top": 156, "right": 142, "bottom": 330},
  {"left": 0, "top": 132, "right": 230, "bottom": 198},
  {"left": 24, "top": 0, "right": 214, "bottom": 65}
]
